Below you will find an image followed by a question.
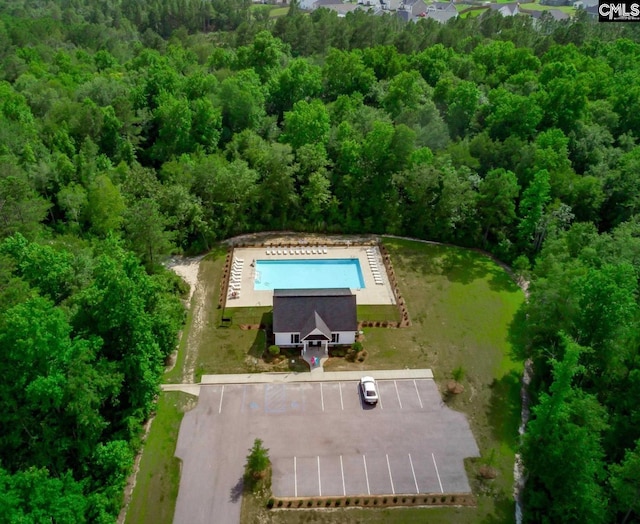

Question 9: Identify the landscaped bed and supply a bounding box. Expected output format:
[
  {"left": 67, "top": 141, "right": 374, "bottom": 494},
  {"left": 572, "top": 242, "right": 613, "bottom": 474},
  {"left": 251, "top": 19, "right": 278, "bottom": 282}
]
[{"left": 128, "top": 236, "right": 525, "bottom": 524}]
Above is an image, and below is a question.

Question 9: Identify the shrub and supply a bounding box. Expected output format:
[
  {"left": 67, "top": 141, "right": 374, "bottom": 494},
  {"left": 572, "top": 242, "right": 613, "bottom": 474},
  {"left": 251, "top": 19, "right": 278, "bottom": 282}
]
[
  {"left": 393, "top": 497, "right": 397, "bottom": 503},
  {"left": 246, "top": 438, "right": 270, "bottom": 479},
  {"left": 277, "top": 500, "right": 283, "bottom": 507},
  {"left": 452, "top": 365, "right": 466, "bottom": 382},
  {"left": 267, "top": 498, "right": 274, "bottom": 509},
  {"left": 268, "top": 345, "right": 280, "bottom": 356},
  {"left": 352, "top": 341, "right": 363, "bottom": 353}
]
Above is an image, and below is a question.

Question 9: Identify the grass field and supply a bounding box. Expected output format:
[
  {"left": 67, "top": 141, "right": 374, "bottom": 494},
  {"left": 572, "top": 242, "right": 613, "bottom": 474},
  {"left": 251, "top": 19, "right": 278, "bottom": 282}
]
[
  {"left": 127, "top": 237, "right": 525, "bottom": 524},
  {"left": 124, "top": 393, "right": 195, "bottom": 524}
]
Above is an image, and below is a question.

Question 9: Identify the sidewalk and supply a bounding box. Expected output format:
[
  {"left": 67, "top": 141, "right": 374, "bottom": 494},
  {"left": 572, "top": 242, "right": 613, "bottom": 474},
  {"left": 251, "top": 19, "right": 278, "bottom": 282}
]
[{"left": 161, "top": 369, "right": 433, "bottom": 396}]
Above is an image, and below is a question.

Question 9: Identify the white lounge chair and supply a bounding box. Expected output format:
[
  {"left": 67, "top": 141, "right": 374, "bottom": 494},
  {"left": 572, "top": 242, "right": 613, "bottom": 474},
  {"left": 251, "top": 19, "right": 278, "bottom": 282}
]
[
  {"left": 277, "top": 249, "right": 282, "bottom": 255},
  {"left": 306, "top": 249, "right": 311, "bottom": 255},
  {"left": 323, "top": 247, "right": 327, "bottom": 254},
  {"left": 266, "top": 249, "right": 271, "bottom": 255},
  {"left": 295, "top": 249, "right": 300, "bottom": 255}
]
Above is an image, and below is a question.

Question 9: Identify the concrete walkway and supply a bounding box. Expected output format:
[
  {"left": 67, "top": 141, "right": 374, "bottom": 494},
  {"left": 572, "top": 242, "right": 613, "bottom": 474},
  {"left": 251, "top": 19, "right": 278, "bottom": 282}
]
[{"left": 161, "top": 368, "right": 433, "bottom": 396}]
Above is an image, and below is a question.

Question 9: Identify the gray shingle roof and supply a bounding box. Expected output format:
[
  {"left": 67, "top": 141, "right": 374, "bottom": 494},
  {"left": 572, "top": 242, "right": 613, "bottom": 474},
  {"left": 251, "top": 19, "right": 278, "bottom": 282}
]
[{"left": 273, "top": 289, "right": 357, "bottom": 335}]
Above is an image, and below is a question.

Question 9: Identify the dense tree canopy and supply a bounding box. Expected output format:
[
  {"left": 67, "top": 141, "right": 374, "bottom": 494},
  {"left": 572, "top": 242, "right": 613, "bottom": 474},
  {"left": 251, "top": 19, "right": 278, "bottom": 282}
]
[{"left": 1, "top": 0, "right": 640, "bottom": 521}]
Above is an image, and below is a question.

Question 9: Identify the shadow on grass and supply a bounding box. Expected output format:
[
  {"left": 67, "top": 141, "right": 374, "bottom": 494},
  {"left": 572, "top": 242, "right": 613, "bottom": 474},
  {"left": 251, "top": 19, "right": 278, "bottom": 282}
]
[
  {"left": 440, "top": 248, "right": 518, "bottom": 293},
  {"left": 486, "top": 370, "right": 522, "bottom": 450},
  {"left": 480, "top": 494, "right": 516, "bottom": 524},
  {"left": 386, "top": 240, "right": 518, "bottom": 294},
  {"left": 247, "top": 312, "right": 272, "bottom": 359},
  {"left": 507, "top": 305, "right": 530, "bottom": 362}
]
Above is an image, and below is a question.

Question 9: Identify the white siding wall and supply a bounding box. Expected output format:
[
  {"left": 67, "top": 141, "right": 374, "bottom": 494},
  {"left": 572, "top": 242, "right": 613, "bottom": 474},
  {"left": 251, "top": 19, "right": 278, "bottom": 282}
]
[
  {"left": 334, "top": 331, "right": 356, "bottom": 345},
  {"left": 275, "top": 332, "right": 298, "bottom": 347},
  {"left": 274, "top": 331, "right": 356, "bottom": 346}
]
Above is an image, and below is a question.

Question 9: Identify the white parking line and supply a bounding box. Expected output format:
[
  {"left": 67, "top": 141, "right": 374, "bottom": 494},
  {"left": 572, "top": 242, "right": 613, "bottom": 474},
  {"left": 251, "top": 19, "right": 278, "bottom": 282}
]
[
  {"left": 408, "top": 454, "right": 419, "bottom": 494},
  {"left": 378, "top": 385, "right": 383, "bottom": 410},
  {"left": 413, "top": 380, "right": 423, "bottom": 409},
  {"left": 317, "top": 456, "right": 322, "bottom": 496},
  {"left": 363, "top": 455, "right": 371, "bottom": 495},
  {"left": 340, "top": 455, "right": 346, "bottom": 496},
  {"left": 218, "top": 385, "right": 224, "bottom": 414},
  {"left": 320, "top": 383, "right": 325, "bottom": 412},
  {"left": 339, "top": 382, "right": 344, "bottom": 410},
  {"left": 294, "top": 457, "right": 297, "bottom": 497},
  {"left": 432, "top": 453, "right": 443, "bottom": 493},
  {"left": 394, "top": 381, "right": 403, "bottom": 409},
  {"left": 386, "top": 454, "right": 395, "bottom": 494}
]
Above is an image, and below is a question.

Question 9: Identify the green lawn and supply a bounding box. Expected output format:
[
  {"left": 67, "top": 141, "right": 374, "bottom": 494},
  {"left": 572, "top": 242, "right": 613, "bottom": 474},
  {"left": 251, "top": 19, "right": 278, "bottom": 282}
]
[
  {"left": 269, "top": 6, "right": 290, "bottom": 17},
  {"left": 127, "top": 237, "right": 525, "bottom": 524},
  {"left": 518, "top": 2, "right": 576, "bottom": 13},
  {"left": 460, "top": 8, "right": 488, "bottom": 17},
  {"left": 124, "top": 393, "right": 195, "bottom": 524}
]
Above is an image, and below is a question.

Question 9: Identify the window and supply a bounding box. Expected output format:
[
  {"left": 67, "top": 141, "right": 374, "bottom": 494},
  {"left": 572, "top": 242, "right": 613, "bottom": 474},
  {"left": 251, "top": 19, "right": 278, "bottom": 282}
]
[
  {"left": 331, "top": 333, "right": 340, "bottom": 343},
  {"left": 291, "top": 334, "right": 300, "bottom": 344}
]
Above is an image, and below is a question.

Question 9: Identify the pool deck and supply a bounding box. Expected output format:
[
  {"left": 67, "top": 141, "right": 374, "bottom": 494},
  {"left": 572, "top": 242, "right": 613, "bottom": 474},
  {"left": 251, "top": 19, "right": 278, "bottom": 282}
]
[{"left": 225, "top": 245, "right": 397, "bottom": 307}]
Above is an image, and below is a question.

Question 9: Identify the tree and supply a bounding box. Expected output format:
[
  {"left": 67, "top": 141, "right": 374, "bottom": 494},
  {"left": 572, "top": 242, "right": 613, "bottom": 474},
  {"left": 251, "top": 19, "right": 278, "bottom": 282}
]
[
  {"left": 57, "top": 183, "right": 88, "bottom": 231},
  {"left": 281, "top": 99, "right": 330, "bottom": 150},
  {"left": 246, "top": 438, "right": 270, "bottom": 480},
  {"left": 609, "top": 440, "right": 640, "bottom": 523},
  {"left": 322, "top": 48, "right": 376, "bottom": 100},
  {"left": 236, "top": 31, "right": 288, "bottom": 82},
  {"left": 476, "top": 168, "right": 519, "bottom": 245},
  {"left": 381, "top": 70, "right": 431, "bottom": 119},
  {"left": 267, "top": 58, "right": 322, "bottom": 117},
  {"left": 0, "top": 167, "right": 50, "bottom": 240},
  {"left": 518, "top": 169, "right": 551, "bottom": 252},
  {"left": 73, "top": 240, "right": 183, "bottom": 426},
  {"left": 485, "top": 88, "right": 543, "bottom": 141},
  {"left": 0, "top": 467, "right": 88, "bottom": 524},
  {"left": 218, "top": 69, "right": 266, "bottom": 139},
  {"left": 123, "top": 198, "right": 175, "bottom": 268},
  {"left": 445, "top": 80, "right": 481, "bottom": 139},
  {"left": 86, "top": 174, "right": 125, "bottom": 237},
  {"left": 522, "top": 336, "right": 608, "bottom": 524}
]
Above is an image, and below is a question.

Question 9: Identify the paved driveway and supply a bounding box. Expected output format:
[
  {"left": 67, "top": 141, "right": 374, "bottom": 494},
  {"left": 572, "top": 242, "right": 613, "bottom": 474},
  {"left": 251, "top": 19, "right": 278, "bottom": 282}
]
[{"left": 173, "top": 378, "right": 478, "bottom": 524}]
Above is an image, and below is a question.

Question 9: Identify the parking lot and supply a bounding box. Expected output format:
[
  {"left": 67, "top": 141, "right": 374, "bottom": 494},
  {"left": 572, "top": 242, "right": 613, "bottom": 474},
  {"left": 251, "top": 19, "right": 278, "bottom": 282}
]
[{"left": 173, "top": 377, "right": 479, "bottom": 524}]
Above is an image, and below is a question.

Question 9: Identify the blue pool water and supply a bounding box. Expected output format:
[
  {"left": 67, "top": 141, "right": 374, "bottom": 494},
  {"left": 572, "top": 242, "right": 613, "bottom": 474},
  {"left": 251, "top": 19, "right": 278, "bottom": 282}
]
[{"left": 254, "top": 259, "right": 365, "bottom": 290}]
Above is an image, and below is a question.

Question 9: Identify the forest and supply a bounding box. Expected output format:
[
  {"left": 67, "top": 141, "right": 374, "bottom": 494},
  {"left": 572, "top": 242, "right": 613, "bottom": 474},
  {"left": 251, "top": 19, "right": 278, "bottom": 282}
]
[{"left": 0, "top": 0, "right": 639, "bottom": 522}]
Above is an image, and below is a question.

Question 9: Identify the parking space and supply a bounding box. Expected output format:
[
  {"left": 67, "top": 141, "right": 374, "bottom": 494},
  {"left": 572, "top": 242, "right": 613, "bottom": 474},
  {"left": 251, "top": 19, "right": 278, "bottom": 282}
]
[{"left": 173, "top": 377, "right": 479, "bottom": 523}]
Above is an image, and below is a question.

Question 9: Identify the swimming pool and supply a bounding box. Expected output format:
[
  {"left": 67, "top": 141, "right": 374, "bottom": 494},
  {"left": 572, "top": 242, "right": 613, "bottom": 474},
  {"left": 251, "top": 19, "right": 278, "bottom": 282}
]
[{"left": 254, "top": 259, "right": 365, "bottom": 290}]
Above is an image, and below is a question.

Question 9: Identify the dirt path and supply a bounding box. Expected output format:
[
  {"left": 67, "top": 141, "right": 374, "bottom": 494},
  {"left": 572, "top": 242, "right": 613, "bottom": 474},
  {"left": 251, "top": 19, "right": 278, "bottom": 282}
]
[{"left": 165, "top": 255, "right": 207, "bottom": 384}]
